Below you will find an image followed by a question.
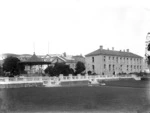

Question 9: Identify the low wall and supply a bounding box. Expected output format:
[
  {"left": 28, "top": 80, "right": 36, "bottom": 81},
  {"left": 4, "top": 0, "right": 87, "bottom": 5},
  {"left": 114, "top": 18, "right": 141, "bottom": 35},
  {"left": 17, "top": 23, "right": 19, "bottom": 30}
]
[
  {"left": 0, "top": 82, "right": 43, "bottom": 88},
  {"left": 0, "top": 74, "right": 137, "bottom": 88},
  {"left": 60, "top": 80, "right": 89, "bottom": 87}
]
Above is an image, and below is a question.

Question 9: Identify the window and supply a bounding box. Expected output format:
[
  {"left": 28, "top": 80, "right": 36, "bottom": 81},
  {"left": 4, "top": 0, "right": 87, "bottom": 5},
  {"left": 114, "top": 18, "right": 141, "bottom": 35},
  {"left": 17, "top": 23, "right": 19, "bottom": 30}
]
[
  {"left": 112, "top": 57, "right": 114, "bottom": 60},
  {"left": 120, "top": 65, "right": 122, "bottom": 68},
  {"left": 109, "top": 64, "right": 111, "bottom": 71},
  {"left": 92, "top": 65, "right": 95, "bottom": 71},
  {"left": 109, "top": 56, "right": 111, "bottom": 60},
  {"left": 104, "top": 64, "right": 106, "bottom": 69},
  {"left": 127, "top": 65, "right": 128, "bottom": 71},
  {"left": 112, "top": 65, "right": 115, "bottom": 70},
  {"left": 104, "top": 56, "right": 106, "bottom": 62},
  {"left": 116, "top": 57, "right": 118, "bottom": 62},
  {"left": 92, "top": 57, "right": 94, "bottom": 62},
  {"left": 134, "top": 65, "right": 136, "bottom": 69}
]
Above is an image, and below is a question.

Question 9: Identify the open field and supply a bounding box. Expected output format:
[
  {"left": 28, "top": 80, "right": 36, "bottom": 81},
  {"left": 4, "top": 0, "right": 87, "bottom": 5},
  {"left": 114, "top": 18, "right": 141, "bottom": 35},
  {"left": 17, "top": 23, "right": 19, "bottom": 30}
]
[{"left": 0, "top": 79, "right": 150, "bottom": 113}]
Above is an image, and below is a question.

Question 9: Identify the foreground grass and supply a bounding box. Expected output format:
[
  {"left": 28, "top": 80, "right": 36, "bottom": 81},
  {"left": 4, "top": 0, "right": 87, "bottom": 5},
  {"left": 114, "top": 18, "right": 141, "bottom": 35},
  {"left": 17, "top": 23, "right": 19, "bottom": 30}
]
[{"left": 0, "top": 79, "right": 150, "bottom": 113}]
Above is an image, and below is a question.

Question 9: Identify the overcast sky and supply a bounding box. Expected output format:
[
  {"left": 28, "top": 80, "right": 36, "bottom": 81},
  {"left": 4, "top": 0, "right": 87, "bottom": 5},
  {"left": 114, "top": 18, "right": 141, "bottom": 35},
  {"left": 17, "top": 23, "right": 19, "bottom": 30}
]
[{"left": 0, "top": 0, "right": 150, "bottom": 57}]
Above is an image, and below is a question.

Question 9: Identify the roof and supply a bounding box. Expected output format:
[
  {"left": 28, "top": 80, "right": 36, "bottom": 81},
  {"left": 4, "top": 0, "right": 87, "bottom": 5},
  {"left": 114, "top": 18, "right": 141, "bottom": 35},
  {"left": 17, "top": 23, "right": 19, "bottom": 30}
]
[
  {"left": 27, "top": 53, "right": 43, "bottom": 62},
  {"left": 72, "top": 55, "right": 85, "bottom": 63},
  {"left": 19, "top": 53, "right": 51, "bottom": 65},
  {"left": 72, "top": 55, "right": 84, "bottom": 58},
  {"left": 60, "top": 56, "right": 76, "bottom": 63},
  {"left": 85, "top": 49, "right": 143, "bottom": 58},
  {"left": 51, "top": 56, "right": 76, "bottom": 64}
]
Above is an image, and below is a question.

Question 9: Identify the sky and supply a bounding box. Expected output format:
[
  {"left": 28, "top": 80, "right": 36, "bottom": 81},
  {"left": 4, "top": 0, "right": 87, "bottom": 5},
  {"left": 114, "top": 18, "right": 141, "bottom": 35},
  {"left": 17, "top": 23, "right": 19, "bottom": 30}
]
[{"left": 0, "top": 0, "right": 150, "bottom": 57}]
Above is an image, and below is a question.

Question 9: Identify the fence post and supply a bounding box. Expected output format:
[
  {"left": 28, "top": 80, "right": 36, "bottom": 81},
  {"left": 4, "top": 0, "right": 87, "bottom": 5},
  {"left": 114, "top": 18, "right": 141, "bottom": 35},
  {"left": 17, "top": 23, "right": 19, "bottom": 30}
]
[
  {"left": 69, "top": 74, "right": 73, "bottom": 80},
  {"left": 5, "top": 77, "right": 9, "bottom": 83},
  {"left": 77, "top": 74, "right": 81, "bottom": 80},
  {"left": 59, "top": 74, "right": 63, "bottom": 81}
]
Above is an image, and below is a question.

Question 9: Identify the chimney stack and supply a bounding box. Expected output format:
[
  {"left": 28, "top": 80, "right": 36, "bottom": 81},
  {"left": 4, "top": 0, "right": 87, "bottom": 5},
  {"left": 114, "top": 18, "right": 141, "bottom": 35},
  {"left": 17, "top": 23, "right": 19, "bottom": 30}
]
[
  {"left": 63, "top": 52, "right": 67, "bottom": 57},
  {"left": 112, "top": 47, "right": 114, "bottom": 50},
  {"left": 100, "top": 45, "right": 103, "bottom": 50},
  {"left": 126, "top": 49, "right": 129, "bottom": 52}
]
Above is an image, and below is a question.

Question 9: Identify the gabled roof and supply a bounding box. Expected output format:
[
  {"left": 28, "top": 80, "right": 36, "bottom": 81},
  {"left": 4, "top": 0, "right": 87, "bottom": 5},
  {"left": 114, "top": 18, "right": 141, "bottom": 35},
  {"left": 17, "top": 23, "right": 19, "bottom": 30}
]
[
  {"left": 85, "top": 49, "right": 143, "bottom": 58},
  {"left": 60, "top": 56, "right": 76, "bottom": 63},
  {"left": 51, "top": 56, "right": 76, "bottom": 64}
]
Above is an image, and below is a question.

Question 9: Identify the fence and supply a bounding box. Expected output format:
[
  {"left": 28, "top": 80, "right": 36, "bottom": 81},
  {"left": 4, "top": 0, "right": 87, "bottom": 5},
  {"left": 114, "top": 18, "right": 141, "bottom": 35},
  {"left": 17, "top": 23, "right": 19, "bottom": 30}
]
[{"left": 0, "top": 74, "right": 136, "bottom": 85}]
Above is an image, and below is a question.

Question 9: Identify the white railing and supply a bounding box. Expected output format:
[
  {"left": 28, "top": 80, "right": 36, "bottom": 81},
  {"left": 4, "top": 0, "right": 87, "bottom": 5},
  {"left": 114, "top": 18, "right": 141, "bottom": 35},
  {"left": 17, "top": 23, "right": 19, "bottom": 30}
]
[{"left": 0, "top": 74, "right": 135, "bottom": 85}]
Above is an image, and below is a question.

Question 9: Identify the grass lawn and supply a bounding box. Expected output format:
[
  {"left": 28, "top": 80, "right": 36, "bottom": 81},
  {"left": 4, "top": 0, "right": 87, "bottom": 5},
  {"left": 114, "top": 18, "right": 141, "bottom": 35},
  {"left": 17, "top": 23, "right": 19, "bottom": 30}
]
[
  {"left": 0, "top": 79, "right": 150, "bottom": 113},
  {"left": 104, "top": 78, "right": 150, "bottom": 88}
]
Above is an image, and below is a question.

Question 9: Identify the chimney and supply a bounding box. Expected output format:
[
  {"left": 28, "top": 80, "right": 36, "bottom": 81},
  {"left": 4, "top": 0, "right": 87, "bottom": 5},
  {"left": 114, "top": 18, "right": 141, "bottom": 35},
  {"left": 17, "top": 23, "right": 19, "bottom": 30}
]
[
  {"left": 112, "top": 47, "right": 114, "bottom": 50},
  {"left": 100, "top": 45, "right": 103, "bottom": 50},
  {"left": 63, "top": 52, "right": 67, "bottom": 57},
  {"left": 126, "top": 49, "right": 129, "bottom": 52}
]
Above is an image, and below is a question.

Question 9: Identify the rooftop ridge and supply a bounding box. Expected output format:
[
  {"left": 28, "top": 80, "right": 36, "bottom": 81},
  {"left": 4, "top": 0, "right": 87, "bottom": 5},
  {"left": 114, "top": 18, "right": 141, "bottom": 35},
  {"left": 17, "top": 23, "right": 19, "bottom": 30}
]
[{"left": 85, "top": 48, "right": 143, "bottom": 58}]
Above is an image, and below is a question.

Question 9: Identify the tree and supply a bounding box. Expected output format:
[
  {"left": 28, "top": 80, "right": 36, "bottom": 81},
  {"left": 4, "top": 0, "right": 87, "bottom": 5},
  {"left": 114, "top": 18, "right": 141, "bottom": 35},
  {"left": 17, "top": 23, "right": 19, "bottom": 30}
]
[
  {"left": 147, "top": 56, "right": 150, "bottom": 65},
  {"left": 44, "top": 63, "right": 73, "bottom": 76},
  {"left": 44, "top": 66, "right": 55, "bottom": 76},
  {"left": 75, "top": 61, "right": 85, "bottom": 75},
  {"left": 3, "top": 56, "right": 24, "bottom": 76},
  {"left": 88, "top": 71, "right": 92, "bottom": 75},
  {"left": 0, "top": 66, "right": 4, "bottom": 76},
  {"left": 69, "top": 68, "right": 74, "bottom": 75}
]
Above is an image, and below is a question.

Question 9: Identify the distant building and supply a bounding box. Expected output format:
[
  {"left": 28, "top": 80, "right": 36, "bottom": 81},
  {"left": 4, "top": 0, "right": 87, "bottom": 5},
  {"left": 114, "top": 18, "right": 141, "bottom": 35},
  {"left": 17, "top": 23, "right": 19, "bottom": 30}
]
[
  {"left": 85, "top": 46, "right": 143, "bottom": 75},
  {"left": 51, "top": 55, "right": 76, "bottom": 70},
  {"left": 72, "top": 55, "right": 85, "bottom": 64},
  {"left": 51, "top": 53, "right": 85, "bottom": 71}
]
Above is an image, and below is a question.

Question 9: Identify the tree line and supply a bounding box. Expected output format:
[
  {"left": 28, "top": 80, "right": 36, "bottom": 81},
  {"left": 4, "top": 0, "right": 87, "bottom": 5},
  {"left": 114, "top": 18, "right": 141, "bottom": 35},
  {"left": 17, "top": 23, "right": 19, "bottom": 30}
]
[{"left": 0, "top": 56, "right": 85, "bottom": 77}]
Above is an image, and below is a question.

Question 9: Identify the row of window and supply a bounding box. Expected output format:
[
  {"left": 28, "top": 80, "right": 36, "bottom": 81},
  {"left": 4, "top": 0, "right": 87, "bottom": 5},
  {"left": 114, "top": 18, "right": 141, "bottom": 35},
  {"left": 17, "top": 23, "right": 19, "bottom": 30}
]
[
  {"left": 104, "top": 56, "right": 141, "bottom": 62},
  {"left": 92, "top": 56, "right": 142, "bottom": 64},
  {"left": 104, "top": 64, "right": 142, "bottom": 70},
  {"left": 92, "top": 56, "right": 142, "bottom": 62}
]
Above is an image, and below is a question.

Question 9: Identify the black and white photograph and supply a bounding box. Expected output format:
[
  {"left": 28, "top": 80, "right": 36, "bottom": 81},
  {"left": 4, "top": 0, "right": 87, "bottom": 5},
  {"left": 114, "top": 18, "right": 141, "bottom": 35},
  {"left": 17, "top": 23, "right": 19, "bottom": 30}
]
[{"left": 0, "top": 0, "right": 150, "bottom": 113}]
